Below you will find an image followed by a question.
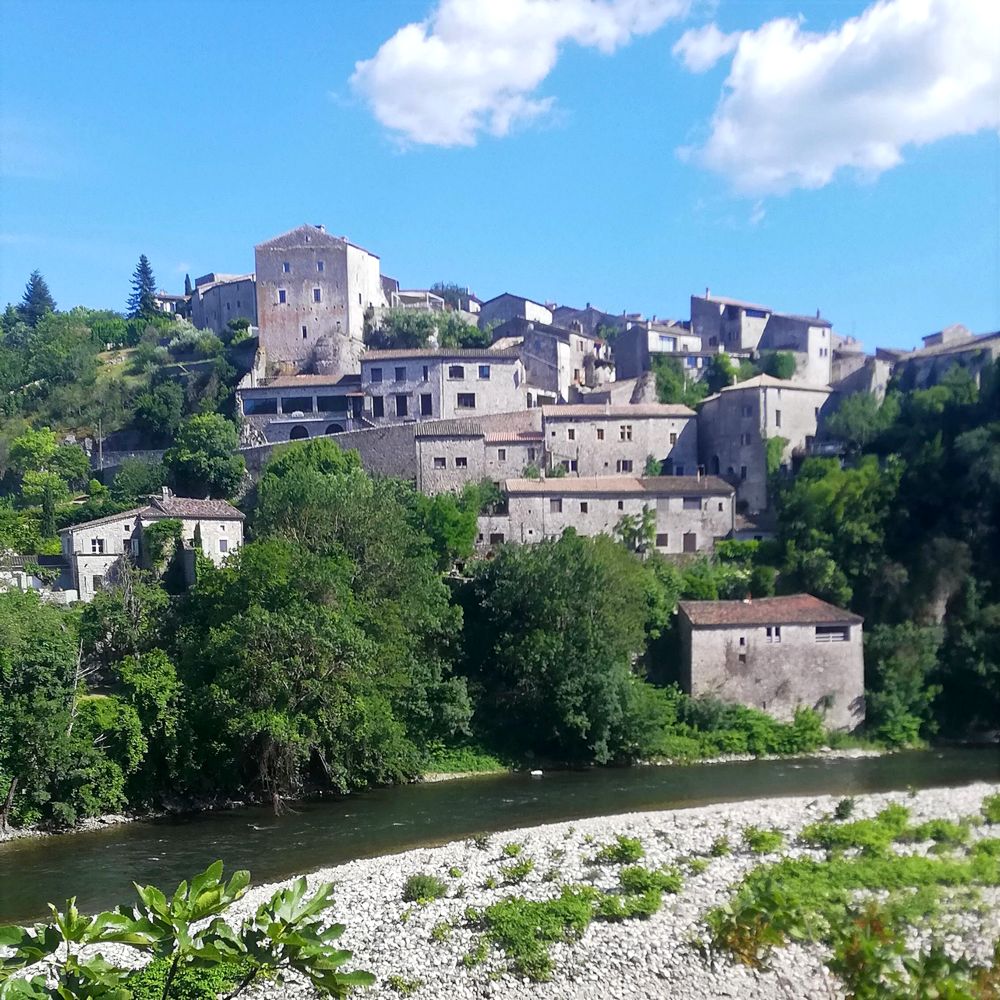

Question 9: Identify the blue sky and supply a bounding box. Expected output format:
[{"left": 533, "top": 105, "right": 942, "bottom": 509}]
[{"left": 1, "top": 0, "right": 997, "bottom": 350}]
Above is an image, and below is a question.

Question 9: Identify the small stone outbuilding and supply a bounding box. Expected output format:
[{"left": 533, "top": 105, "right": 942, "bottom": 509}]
[{"left": 677, "top": 594, "right": 864, "bottom": 731}]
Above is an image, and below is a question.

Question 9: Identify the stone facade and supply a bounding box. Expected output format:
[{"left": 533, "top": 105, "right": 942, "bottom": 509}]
[
  {"left": 255, "top": 224, "right": 386, "bottom": 374},
  {"left": 478, "top": 293, "right": 552, "bottom": 329},
  {"left": 613, "top": 323, "right": 709, "bottom": 380},
  {"left": 757, "top": 313, "right": 833, "bottom": 386},
  {"left": 361, "top": 349, "right": 525, "bottom": 424},
  {"left": 698, "top": 375, "right": 833, "bottom": 512},
  {"left": 58, "top": 491, "right": 244, "bottom": 603},
  {"left": 691, "top": 293, "right": 771, "bottom": 352},
  {"left": 190, "top": 274, "right": 257, "bottom": 335},
  {"left": 678, "top": 594, "right": 865, "bottom": 731},
  {"left": 540, "top": 404, "right": 698, "bottom": 477},
  {"left": 479, "top": 475, "right": 734, "bottom": 553},
  {"left": 237, "top": 373, "right": 364, "bottom": 444}
]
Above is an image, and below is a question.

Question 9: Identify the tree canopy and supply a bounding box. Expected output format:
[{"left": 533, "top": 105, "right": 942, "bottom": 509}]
[
  {"left": 127, "top": 254, "right": 158, "bottom": 319},
  {"left": 18, "top": 270, "right": 56, "bottom": 326}
]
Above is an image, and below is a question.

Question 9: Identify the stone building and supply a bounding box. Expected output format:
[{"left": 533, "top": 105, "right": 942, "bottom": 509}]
[
  {"left": 255, "top": 224, "right": 387, "bottom": 375},
  {"left": 884, "top": 326, "right": 1000, "bottom": 390},
  {"left": 190, "top": 273, "right": 257, "bottom": 335},
  {"left": 360, "top": 348, "right": 525, "bottom": 424},
  {"left": 490, "top": 317, "right": 613, "bottom": 401},
  {"left": 757, "top": 313, "right": 833, "bottom": 386},
  {"left": 677, "top": 594, "right": 864, "bottom": 731},
  {"left": 698, "top": 375, "right": 833, "bottom": 512},
  {"left": 541, "top": 404, "right": 698, "bottom": 477},
  {"left": 478, "top": 293, "right": 553, "bottom": 330},
  {"left": 613, "top": 321, "right": 713, "bottom": 381},
  {"left": 58, "top": 490, "right": 244, "bottom": 603},
  {"left": 478, "top": 475, "right": 734, "bottom": 553},
  {"left": 414, "top": 413, "right": 543, "bottom": 494}
]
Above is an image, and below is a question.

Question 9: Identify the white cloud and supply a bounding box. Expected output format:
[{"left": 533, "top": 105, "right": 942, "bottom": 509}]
[
  {"left": 680, "top": 0, "right": 1000, "bottom": 194},
  {"left": 672, "top": 23, "right": 739, "bottom": 72},
  {"left": 352, "top": 0, "right": 688, "bottom": 147}
]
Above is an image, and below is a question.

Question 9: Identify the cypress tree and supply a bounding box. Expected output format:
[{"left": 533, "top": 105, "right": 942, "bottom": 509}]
[
  {"left": 18, "top": 270, "right": 56, "bottom": 326},
  {"left": 184, "top": 273, "right": 193, "bottom": 296},
  {"left": 127, "top": 254, "right": 158, "bottom": 319}
]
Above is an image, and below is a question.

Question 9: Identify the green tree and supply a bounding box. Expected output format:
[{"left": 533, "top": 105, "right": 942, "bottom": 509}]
[
  {"left": 128, "top": 254, "right": 158, "bottom": 319},
  {"left": 164, "top": 414, "right": 245, "bottom": 498},
  {"left": 437, "top": 312, "right": 490, "bottom": 348},
  {"left": 759, "top": 351, "right": 797, "bottom": 380},
  {"left": 650, "top": 355, "right": 708, "bottom": 406},
  {"left": 133, "top": 380, "right": 185, "bottom": 442},
  {"left": 826, "top": 391, "right": 901, "bottom": 451},
  {"left": 110, "top": 459, "right": 167, "bottom": 504},
  {"left": 704, "top": 352, "right": 739, "bottom": 394},
  {"left": 49, "top": 444, "right": 91, "bottom": 489},
  {"left": 460, "top": 532, "right": 657, "bottom": 763},
  {"left": 8, "top": 426, "right": 58, "bottom": 474},
  {"left": 429, "top": 281, "right": 468, "bottom": 309},
  {"left": 184, "top": 272, "right": 193, "bottom": 296},
  {"left": 17, "top": 270, "right": 56, "bottom": 326}
]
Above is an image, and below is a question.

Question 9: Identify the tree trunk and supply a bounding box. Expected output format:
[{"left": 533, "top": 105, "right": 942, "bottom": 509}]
[{"left": 0, "top": 777, "right": 18, "bottom": 832}]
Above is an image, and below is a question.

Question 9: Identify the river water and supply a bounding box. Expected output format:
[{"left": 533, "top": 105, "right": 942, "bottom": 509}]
[{"left": 0, "top": 748, "right": 996, "bottom": 922}]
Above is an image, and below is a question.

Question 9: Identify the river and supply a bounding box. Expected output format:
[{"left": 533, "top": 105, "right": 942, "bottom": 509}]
[{"left": 0, "top": 747, "right": 996, "bottom": 922}]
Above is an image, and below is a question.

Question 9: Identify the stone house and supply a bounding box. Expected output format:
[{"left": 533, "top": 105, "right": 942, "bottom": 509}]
[
  {"left": 885, "top": 327, "right": 1000, "bottom": 390},
  {"left": 478, "top": 475, "right": 734, "bottom": 553},
  {"left": 189, "top": 273, "right": 257, "bottom": 335},
  {"left": 757, "top": 313, "right": 834, "bottom": 386},
  {"left": 255, "top": 224, "right": 387, "bottom": 375},
  {"left": 540, "top": 404, "right": 698, "bottom": 477},
  {"left": 697, "top": 375, "right": 833, "bottom": 512},
  {"left": 58, "top": 490, "right": 244, "bottom": 602},
  {"left": 361, "top": 348, "right": 525, "bottom": 424},
  {"left": 237, "top": 372, "right": 364, "bottom": 444},
  {"left": 613, "top": 321, "right": 715, "bottom": 381},
  {"left": 478, "top": 293, "right": 553, "bottom": 330},
  {"left": 677, "top": 594, "right": 865, "bottom": 731}
]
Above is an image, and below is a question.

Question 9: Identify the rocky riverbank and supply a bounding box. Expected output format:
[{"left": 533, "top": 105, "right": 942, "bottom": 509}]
[{"left": 216, "top": 780, "right": 997, "bottom": 1000}]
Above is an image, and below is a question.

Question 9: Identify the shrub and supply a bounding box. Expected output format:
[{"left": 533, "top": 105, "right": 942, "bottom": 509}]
[
  {"left": 386, "top": 974, "right": 424, "bottom": 995},
  {"left": 402, "top": 873, "right": 447, "bottom": 904},
  {"left": 430, "top": 920, "right": 452, "bottom": 942},
  {"left": 593, "top": 835, "right": 645, "bottom": 864},
  {"left": 687, "top": 857, "right": 710, "bottom": 875},
  {"left": 596, "top": 889, "right": 662, "bottom": 921},
  {"left": 501, "top": 857, "right": 535, "bottom": 884},
  {"left": 834, "top": 797, "right": 856, "bottom": 821},
  {"left": 448, "top": 866, "right": 463, "bottom": 878},
  {"left": 461, "top": 939, "right": 489, "bottom": 968},
  {"left": 743, "top": 827, "right": 785, "bottom": 854},
  {"left": 709, "top": 835, "right": 732, "bottom": 857},
  {"left": 983, "top": 794, "right": 1000, "bottom": 825},
  {"left": 800, "top": 804, "right": 910, "bottom": 852},
  {"left": 619, "top": 865, "right": 683, "bottom": 895},
  {"left": 501, "top": 841, "right": 523, "bottom": 858},
  {"left": 899, "top": 819, "right": 970, "bottom": 847},
  {"left": 128, "top": 959, "right": 247, "bottom": 1000}
]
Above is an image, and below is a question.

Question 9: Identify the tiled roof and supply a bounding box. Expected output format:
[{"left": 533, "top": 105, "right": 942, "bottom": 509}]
[
  {"left": 147, "top": 497, "right": 245, "bottom": 520},
  {"left": 503, "top": 475, "right": 733, "bottom": 496},
  {"left": 59, "top": 507, "right": 146, "bottom": 534},
  {"left": 679, "top": 594, "right": 862, "bottom": 627},
  {"left": 480, "top": 292, "right": 548, "bottom": 309},
  {"left": 484, "top": 430, "right": 544, "bottom": 443},
  {"left": 696, "top": 293, "right": 773, "bottom": 312},
  {"left": 255, "top": 373, "right": 362, "bottom": 388},
  {"left": 541, "top": 404, "right": 696, "bottom": 419},
  {"left": 362, "top": 348, "right": 520, "bottom": 361},
  {"left": 781, "top": 313, "right": 833, "bottom": 328},
  {"left": 414, "top": 418, "right": 485, "bottom": 438},
  {"left": 700, "top": 374, "right": 833, "bottom": 404},
  {"left": 255, "top": 224, "right": 377, "bottom": 257},
  {"left": 415, "top": 410, "right": 541, "bottom": 439},
  {"left": 901, "top": 330, "right": 1000, "bottom": 360}
]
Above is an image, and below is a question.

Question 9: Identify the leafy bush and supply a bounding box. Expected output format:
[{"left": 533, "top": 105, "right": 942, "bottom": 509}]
[
  {"left": 596, "top": 888, "right": 662, "bottom": 921},
  {"left": 386, "top": 974, "right": 424, "bottom": 994},
  {"left": 983, "top": 794, "right": 1000, "bottom": 825},
  {"left": 593, "top": 834, "right": 645, "bottom": 864},
  {"left": 686, "top": 857, "right": 710, "bottom": 875},
  {"left": 834, "top": 797, "right": 856, "bottom": 820},
  {"left": 500, "top": 857, "right": 535, "bottom": 884},
  {"left": 800, "top": 804, "right": 910, "bottom": 852},
  {"left": 402, "top": 873, "right": 447, "bottom": 904},
  {"left": 501, "top": 842, "right": 522, "bottom": 858},
  {"left": 709, "top": 836, "right": 732, "bottom": 857},
  {"left": 619, "top": 865, "right": 683, "bottom": 895},
  {"left": 422, "top": 743, "right": 506, "bottom": 774},
  {"left": 128, "top": 959, "right": 247, "bottom": 1000},
  {"left": 742, "top": 826, "right": 785, "bottom": 854}
]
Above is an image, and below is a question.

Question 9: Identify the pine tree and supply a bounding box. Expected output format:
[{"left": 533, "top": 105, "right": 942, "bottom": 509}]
[
  {"left": 127, "top": 254, "right": 157, "bottom": 319},
  {"left": 184, "top": 273, "right": 193, "bottom": 296},
  {"left": 18, "top": 270, "right": 56, "bottom": 326}
]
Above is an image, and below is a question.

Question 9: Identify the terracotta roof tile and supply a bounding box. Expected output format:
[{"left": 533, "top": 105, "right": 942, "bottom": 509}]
[
  {"left": 541, "top": 404, "right": 696, "bottom": 419},
  {"left": 679, "top": 594, "right": 862, "bottom": 627},
  {"left": 503, "top": 475, "right": 733, "bottom": 496}
]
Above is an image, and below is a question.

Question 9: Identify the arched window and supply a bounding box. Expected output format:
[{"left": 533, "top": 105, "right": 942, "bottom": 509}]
[
  {"left": 325, "top": 423, "right": 345, "bottom": 435},
  {"left": 289, "top": 425, "right": 309, "bottom": 440}
]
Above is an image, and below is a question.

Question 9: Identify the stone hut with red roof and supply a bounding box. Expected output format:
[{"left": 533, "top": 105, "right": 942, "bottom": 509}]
[{"left": 677, "top": 594, "right": 864, "bottom": 731}]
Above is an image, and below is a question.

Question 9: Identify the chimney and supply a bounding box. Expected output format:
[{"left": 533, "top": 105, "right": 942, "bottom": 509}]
[
  {"left": 705, "top": 287, "right": 711, "bottom": 299},
  {"left": 161, "top": 486, "right": 171, "bottom": 500},
  {"left": 816, "top": 308, "right": 821, "bottom": 319}
]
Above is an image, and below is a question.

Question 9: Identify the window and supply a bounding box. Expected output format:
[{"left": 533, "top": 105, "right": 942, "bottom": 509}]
[
  {"left": 567, "top": 428, "right": 576, "bottom": 441},
  {"left": 527, "top": 448, "right": 536, "bottom": 462},
  {"left": 395, "top": 366, "right": 406, "bottom": 382},
  {"left": 278, "top": 289, "right": 287, "bottom": 304},
  {"left": 420, "top": 393, "right": 433, "bottom": 416},
  {"left": 651, "top": 532, "right": 666, "bottom": 548},
  {"left": 597, "top": 428, "right": 605, "bottom": 441},
  {"left": 91, "top": 538, "right": 105, "bottom": 554},
  {"left": 580, "top": 501, "right": 589, "bottom": 513},
  {"left": 317, "top": 260, "right": 324, "bottom": 272},
  {"left": 433, "top": 457, "right": 446, "bottom": 469},
  {"left": 739, "top": 636, "right": 746, "bottom": 646},
  {"left": 243, "top": 397, "right": 278, "bottom": 415},
  {"left": 549, "top": 498, "right": 563, "bottom": 513},
  {"left": 815, "top": 407, "right": 820, "bottom": 419},
  {"left": 422, "top": 365, "right": 430, "bottom": 381},
  {"left": 302, "top": 325, "right": 308, "bottom": 339},
  {"left": 742, "top": 404, "right": 752, "bottom": 417},
  {"left": 561, "top": 459, "right": 578, "bottom": 472},
  {"left": 219, "top": 538, "right": 229, "bottom": 553},
  {"left": 497, "top": 448, "right": 507, "bottom": 461},
  {"left": 478, "top": 364, "right": 491, "bottom": 380},
  {"left": 669, "top": 432, "right": 677, "bottom": 445},
  {"left": 718, "top": 502, "right": 724, "bottom": 511},
  {"left": 455, "top": 456, "right": 468, "bottom": 468},
  {"left": 616, "top": 459, "right": 634, "bottom": 473},
  {"left": 741, "top": 433, "right": 752, "bottom": 445},
  {"left": 395, "top": 394, "right": 408, "bottom": 417},
  {"left": 815, "top": 625, "right": 849, "bottom": 643},
  {"left": 619, "top": 424, "right": 633, "bottom": 441},
  {"left": 370, "top": 367, "right": 383, "bottom": 383},
  {"left": 457, "top": 393, "right": 476, "bottom": 409},
  {"left": 617, "top": 501, "right": 624, "bottom": 510},
  {"left": 93, "top": 575, "right": 104, "bottom": 591},
  {"left": 448, "top": 365, "right": 465, "bottom": 379},
  {"left": 317, "top": 395, "right": 349, "bottom": 412},
  {"left": 313, "top": 288, "right": 322, "bottom": 303},
  {"left": 658, "top": 335, "right": 675, "bottom": 351},
  {"left": 682, "top": 497, "right": 700, "bottom": 510},
  {"left": 740, "top": 465, "right": 748, "bottom": 480},
  {"left": 766, "top": 626, "right": 782, "bottom": 643},
  {"left": 282, "top": 262, "right": 290, "bottom": 273},
  {"left": 281, "top": 396, "right": 313, "bottom": 413},
  {"left": 738, "top": 653, "right": 747, "bottom": 664},
  {"left": 775, "top": 409, "right": 782, "bottom": 428},
  {"left": 489, "top": 532, "right": 505, "bottom": 545},
  {"left": 372, "top": 396, "right": 384, "bottom": 418},
  {"left": 682, "top": 532, "right": 697, "bottom": 553},
  {"left": 675, "top": 466, "right": 684, "bottom": 475}
]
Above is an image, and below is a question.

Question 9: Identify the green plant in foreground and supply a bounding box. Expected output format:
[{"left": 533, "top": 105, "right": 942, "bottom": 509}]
[
  {"left": 686, "top": 857, "right": 711, "bottom": 875},
  {"left": 430, "top": 920, "right": 452, "bottom": 942},
  {"left": 0, "top": 861, "right": 373, "bottom": 999},
  {"left": 709, "top": 835, "right": 732, "bottom": 857},
  {"left": 800, "top": 803, "right": 911, "bottom": 853},
  {"left": 501, "top": 842, "right": 523, "bottom": 858},
  {"left": 593, "top": 834, "right": 645, "bottom": 864},
  {"left": 482, "top": 876, "right": 498, "bottom": 890},
  {"left": 619, "top": 865, "right": 683, "bottom": 895},
  {"left": 448, "top": 867, "right": 463, "bottom": 878},
  {"left": 500, "top": 857, "right": 535, "bottom": 884},
  {"left": 401, "top": 873, "right": 448, "bottom": 904},
  {"left": 983, "top": 793, "right": 1000, "bottom": 825},
  {"left": 461, "top": 939, "right": 489, "bottom": 968},
  {"left": 834, "top": 797, "right": 856, "bottom": 821},
  {"left": 742, "top": 826, "right": 785, "bottom": 854}
]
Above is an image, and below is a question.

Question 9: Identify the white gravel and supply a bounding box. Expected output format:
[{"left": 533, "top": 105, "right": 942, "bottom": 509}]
[{"left": 227, "top": 781, "right": 997, "bottom": 1000}]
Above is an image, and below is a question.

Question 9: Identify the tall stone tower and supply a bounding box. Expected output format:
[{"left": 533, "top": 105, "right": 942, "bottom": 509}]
[{"left": 254, "top": 224, "right": 386, "bottom": 375}]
